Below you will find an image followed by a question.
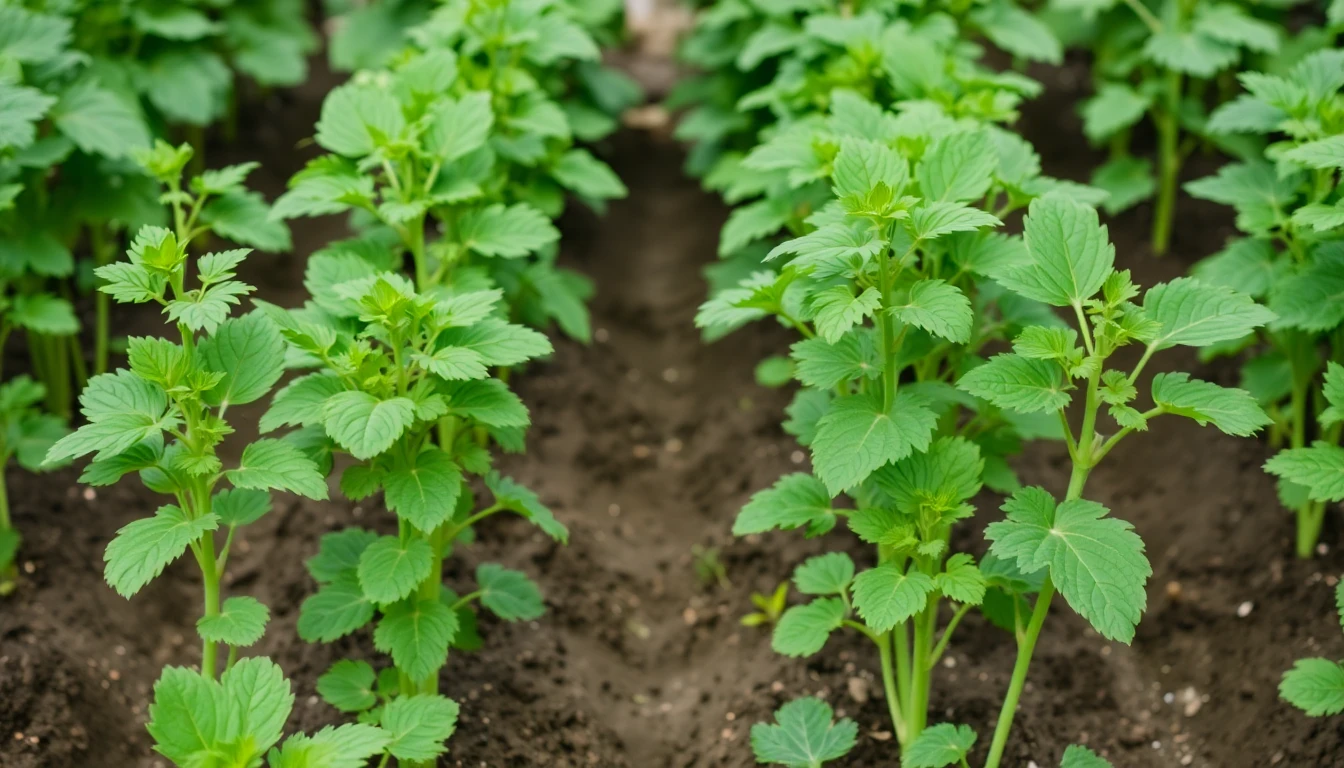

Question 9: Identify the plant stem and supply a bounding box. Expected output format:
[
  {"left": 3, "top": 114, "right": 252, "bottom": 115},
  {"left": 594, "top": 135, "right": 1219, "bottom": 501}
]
[
  {"left": 877, "top": 631, "right": 908, "bottom": 746},
  {"left": 982, "top": 577, "right": 1056, "bottom": 768},
  {"left": 907, "top": 600, "right": 937, "bottom": 738},
  {"left": 0, "top": 468, "right": 15, "bottom": 595},
  {"left": 199, "top": 529, "right": 221, "bottom": 679},
  {"left": 1151, "top": 67, "right": 1183, "bottom": 254},
  {"left": 91, "top": 225, "right": 116, "bottom": 375}
]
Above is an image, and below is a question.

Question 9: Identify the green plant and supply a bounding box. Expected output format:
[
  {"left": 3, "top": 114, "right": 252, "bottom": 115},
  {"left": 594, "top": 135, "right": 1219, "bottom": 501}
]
[
  {"left": 741, "top": 581, "right": 789, "bottom": 627},
  {"left": 261, "top": 260, "right": 568, "bottom": 765},
  {"left": 39, "top": 152, "right": 359, "bottom": 765},
  {"left": 1280, "top": 581, "right": 1344, "bottom": 717},
  {"left": 1068, "top": 0, "right": 1284, "bottom": 253},
  {"left": 0, "top": 375, "right": 68, "bottom": 595},
  {"left": 273, "top": 17, "right": 630, "bottom": 343},
  {"left": 1187, "top": 48, "right": 1344, "bottom": 557},
  {"left": 693, "top": 543, "right": 732, "bottom": 589}
]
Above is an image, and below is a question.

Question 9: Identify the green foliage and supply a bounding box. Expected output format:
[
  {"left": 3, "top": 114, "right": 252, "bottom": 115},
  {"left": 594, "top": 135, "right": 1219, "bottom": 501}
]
[
  {"left": 749, "top": 697, "right": 857, "bottom": 768},
  {"left": 1281, "top": 582, "right": 1344, "bottom": 717}
]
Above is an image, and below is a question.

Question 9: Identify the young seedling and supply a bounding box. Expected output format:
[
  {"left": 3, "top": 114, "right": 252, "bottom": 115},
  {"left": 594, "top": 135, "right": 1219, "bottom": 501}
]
[
  {"left": 1188, "top": 48, "right": 1344, "bottom": 556},
  {"left": 262, "top": 257, "right": 568, "bottom": 765},
  {"left": 1072, "top": 0, "right": 1282, "bottom": 253},
  {"left": 896, "top": 196, "right": 1273, "bottom": 766},
  {"left": 1281, "top": 581, "right": 1344, "bottom": 717},
  {"left": 0, "top": 376, "right": 68, "bottom": 595},
  {"left": 693, "top": 543, "right": 733, "bottom": 590},
  {"left": 741, "top": 581, "right": 790, "bottom": 627},
  {"left": 274, "top": 12, "right": 628, "bottom": 342},
  {"left": 41, "top": 153, "right": 344, "bottom": 764}
]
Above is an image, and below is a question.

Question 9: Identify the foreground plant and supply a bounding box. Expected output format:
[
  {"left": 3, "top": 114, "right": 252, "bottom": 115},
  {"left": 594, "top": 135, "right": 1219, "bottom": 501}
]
[
  {"left": 263, "top": 258, "right": 567, "bottom": 764},
  {"left": 1280, "top": 581, "right": 1344, "bottom": 718},
  {"left": 39, "top": 157, "right": 374, "bottom": 763},
  {"left": 1071, "top": 0, "right": 1282, "bottom": 253},
  {"left": 1188, "top": 48, "right": 1344, "bottom": 557}
]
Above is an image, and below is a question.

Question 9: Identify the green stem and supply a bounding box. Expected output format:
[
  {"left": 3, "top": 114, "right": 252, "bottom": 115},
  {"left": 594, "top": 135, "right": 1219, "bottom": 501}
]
[
  {"left": 877, "top": 632, "right": 908, "bottom": 745},
  {"left": 91, "top": 225, "right": 116, "bottom": 375},
  {"left": 0, "top": 469, "right": 15, "bottom": 595},
  {"left": 907, "top": 600, "right": 937, "bottom": 738},
  {"left": 893, "top": 619, "right": 912, "bottom": 720},
  {"left": 927, "top": 602, "right": 973, "bottom": 669},
  {"left": 1297, "top": 501, "right": 1327, "bottom": 559},
  {"left": 982, "top": 577, "right": 1056, "bottom": 768},
  {"left": 199, "top": 529, "right": 221, "bottom": 679},
  {"left": 1151, "top": 69, "right": 1183, "bottom": 255}
]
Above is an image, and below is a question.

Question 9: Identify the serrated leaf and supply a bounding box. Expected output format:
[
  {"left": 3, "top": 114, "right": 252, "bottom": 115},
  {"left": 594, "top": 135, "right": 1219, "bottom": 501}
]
[
  {"left": 316, "top": 660, "right": 378, "bottom": 713},
  {"left": 809, "top": 286, "right": 881, "bottom": 343},
  {"left": 832, "top": 137, "right": 908, "bottom": 199},
  {"left": 485, "top": 473, "right": 568, "bottom": 542},
  {"left": 1143, "top": 277, "right": 1275, "bottom": 350},
  {"left": 890, "top": 279, "right": 972, "bottom": 343},
  {"left": 1060, "top": 745, "right": 1114, "bottom": 768},
  {"left": 811, "top": 391, "right": 937, "bottom": 494},
  {"left": 458, "top": 203, "right": 559, "bottom": 258},
  {"left": 196, "top": 596, "right": 269, "bottom": 646},
  {"left": 200, "top": 312, "right": 286, "bottom": 406},
  {"left": 1283, "top": 135, "right": 1344, "bottom": 170},
  {"left": 851, "top": 564, "right": 935, "bottom": 633},
  {"left": 790, "top": 334, "right": 881, "bottom": 390},
  {"left": 373, "top": 600, "right": 458, "bottom": 683},
  {"left": 477, "top": 563, "right": 544, "bottom": 621},
  {"left": 105, "top": 505, "right": 217, "bottom": 598},
  {"left": 425, "top": 91, "right": 492, "bottom": 162},
  {"left": 734, "top": 473, "right": 834, "bottom": 535},
  {"left": 910, "top": 202, "right": 1001, "bottom": 241},
  {"left": 959, "top": 353, "right": 1070, "bottom": 414},
  {"left": 358, "top": 537, "right": 434, "bottom": 604},
  {"left": 1080, "top": 84, "right": 1150, "bottom": 143},
  {"left": 308, "top": 527, "right": 379, "bottom": 583},
  {"left": 381, "top": 694, "right": 459, "bottom": 762},
  {"left": 227, "top": 439, "right": 329, "bottom": 499},
  {"left": 1150, "top": 373, "right": 1269, "bottom": 436},
  {"left": 773, "top": 597, "right": 847, "bottom": 657},
  {"left": 1265, "top": 443, "right": 1344, "bottom": 502},
  {"left": 917, "top": 130, "right": 996, "bottom": 203},
  {"left": 750, "top": 697, "right": 857, "bottom": 768},
  {"left": 1281, "top": 658, "right": 1344, "bottom": 716},
  {"left": 991, "top": 197, "right": 1113, "bottom": 308},
  {"left": 936, "top": 554, "right": 986, "bottom": 606},
  {"left": 298, "top": 574, "right": 376, "bottom": 642},
  {"left": 901, "top": 722, "right": 977, "bottom": 768},
  {"left": 385, "top": 449, "right": 463, "bottom": 533},
  {"left": 793, "top": 552, "right": 855, "bottom": 596},
  {"left": 322, "top": 392, "right": 417, "bottom": 460},
  {"left": 261, "top": 374, "right": 344, "bottom": 433}
]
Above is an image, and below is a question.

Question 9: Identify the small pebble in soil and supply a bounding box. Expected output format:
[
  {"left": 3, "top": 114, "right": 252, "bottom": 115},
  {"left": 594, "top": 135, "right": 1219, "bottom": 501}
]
[
  {"left": 662, "top": 368, "right": 679, "bottom": 383},
  {"left": 83, "top": 487, "right": 96, "bottom": 501},
  {"left": 870, "top": 730, "right": 892, "bottom": 742},
  {"left": 847, "top": 677, "right": 869, "bottom": 704},
  {"left": 595, "top": 328, "right": 609, "bottom": 343},
  {"left": 720, "top": 727, "right": 735, "bottom": 741},
  {"left": 1237, "top": 601, "right": 1254, "bottom": 617},
  {"left": 22, "top": 561, "right": 34, "bottom": 574},
  {"left": 1318, "top": 543, "right": 1329, "bottom": 556},
  {"left": 665, "top": 438, "right": 683, "bottom": 453},
  {"left": 1166, "top": 581, "right": 1182, "bottom": 599},
  {"left": 942, "top": 656, "right": 956, "bottom": 668},
  {"left": 632, "top": 444, "right": 651, "bottom": 459},
  {"left": 791, "top": 450, "right": 805, "bottom": 464},
  {"left": 682, "top": 607, "right": 697, "bottom": 625},
  {"left": 1181, "top": 755, "right": 1194, "bottom": 765},
  {"left": 771, "top": 681, "right": 784, "bottom": 692}
]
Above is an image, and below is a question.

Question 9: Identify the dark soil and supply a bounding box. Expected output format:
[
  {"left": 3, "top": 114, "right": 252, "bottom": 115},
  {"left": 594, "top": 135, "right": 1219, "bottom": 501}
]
[{"left": 3, "top": 50, "right": 1344, "bottom": 768}]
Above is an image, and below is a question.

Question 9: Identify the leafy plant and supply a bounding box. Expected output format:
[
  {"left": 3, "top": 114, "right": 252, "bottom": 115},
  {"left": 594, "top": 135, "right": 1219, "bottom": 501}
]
[
  {"left": 693, "top": 543, "right": 732, "bottom": 589},
  {"left": 742, "top": 581, "right": 789, "bottom": 627},
  {"left": 1067, "top": 0, "right": 1285, "bottom": 253},
  {"left": 1188, "top": 48, "right": 1344, "bottom": 556},
  {"left": 1281, "top": 581, "right": 1344, "bottom": 717},
  {"left": 0, "top": 375, "right": 67, "bottom": 595},
  {"left": 38, "top": 151, "right": 356, "bottom": 764},
  {"left": 273, "top": 14, "right": 631, "bottom": 342},
  {"left": 262, "top": 255, "right": 569, "bottom": 765}
]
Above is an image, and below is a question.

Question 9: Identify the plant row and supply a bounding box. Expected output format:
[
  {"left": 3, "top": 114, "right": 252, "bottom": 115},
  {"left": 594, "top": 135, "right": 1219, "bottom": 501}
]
[
  {"left": 674, "top": 0, "right": 1344, "bottom": 763},
  {"left": 8, "top": 0, "right": 637, "bottom": 765}
]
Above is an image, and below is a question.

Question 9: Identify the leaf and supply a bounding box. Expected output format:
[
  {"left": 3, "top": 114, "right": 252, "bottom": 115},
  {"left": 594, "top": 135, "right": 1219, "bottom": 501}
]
[
  {"left": 773, "top": 598, "right": 847, "bottom": 657},
  {"left": 917, "top": 130, "right": 997, "bottom": 203},
  {"left": 317, "top": 660, "right": 378, "bottom": 713},
  {"left": 226, "top": 439, "right": 329, "bottom": 500},
  {"left": 146, "top": 667, "right": 223, "bottom": 764},
  {"left": 992, "top": 197, "right": 1114, "bottom": 307},
  {"left": 222, "top": 657, "right": 293, "bottom": 763},
  {"left": 909, "top": 202, "right": 1001, "bottom": 241},
  {"left": 811, "top": 391, "right": 937, "bottom": 494},
  {"left": 1060, "top": 745, "right": 1114, "bottom": 768},
  {"left": 832, "top": 138, "right": 908, "bottom": 199},
  {"left": 986, "top": 487, "right": 1150, "bottom": 643},
  {"left": 357, "top": 536, "right": 434, "bottom": 604},
  {"left": 809, "top": 286, "right": 881, "bottom": 343},
  {"left": 261, "top": 374, "right": 344, "bottom": 433},
  {"left": 1265, "top": 443, "right": 1344, "bottom": 503},
  {"left": 1080, "top": 84, "right": 1150, "bottom": 143},
  {"left": 1143, "top": 277, "right": 1275, "bottom": 349},
  {"left": 750, "top": 698, "right": 857, "bottom": 768},
  {"left": 322, "top": 392, "right": 417, "bottom": 460},
  {"left": 971, "top": 1, "right": 1062, "bottom": 63},
  {"left": 385, "top": 450, "right": 463, "bottom": 533},
  {"left": 1150, "top": 373, "right": 1270, "bottom": 436},
  {"left": 1283, "top": 136, "right": 1344, "bottom": 170},
  {"left": 202, "top": 192, "right": 292, "bottom": 252},
  {"left": 1142, "top": 30, "right": 1237, "bottom": 77},
  {"left": 734, "top": 473, "right": 835, "bottom": 535},
  {"left": 791, "top": 334, "right": 881, "bottom": 390},
  {"left": 874, "top": 436, "right": 984, "bottom": 516},
  {"left": 0, "top": 6, "right": 71, "bottom": 63},
  {"left": 199, "top": 312, "right": 286, "bottom": 406},
  {"left": 901, "top": 722, "right": 977, "bottom": 768},
  {"left": 959, "top": 354, "right": 1070, "bottom": 414},
  {"left": 425, "top": 91, "right": 492, "bottom": 162},
  {"left": 10, "top": 294, "right": 78, "bottom": 335},
  {"left": 793, "top": 553, "right": 855, "bottom": 596},
  {"left": 105, "top": 505, "right": 217, "bottom": 598},
  {"left": 935, "top": 554, "right": 986, "bottom": 606},
  {"left": 381, "top": 694, "right": 459, "bottom": 762},
  {"left": 485, "top": 473, "right": 569, "bottom": 542},
  {"left": 315, "top": 83, "right": 404, "bottom": 157},
  {"left": 553, "top": 149, "right": 627, "bottom": 201},
  {"left": 1282, "top": 658, "right": 1344, "bottom": 716},
  {"left": 196, "top": 596, "right": 269, "bottom": 646},
  {"left": 0, "top": 82, "right": 56, "bottom": 151},
  {"left": 890, "top": 279, "right": 972, "bottom": 343},
  {"left": 477, "top": 563, "right": 545, "bottom": 621},
  {"left": 851, "top": 564, "right": 936, "bottom": 633},
  {"left": 442, "top": 379, "right": 530, "bottom": 427},
  {"left": 308, "top": 527, "right": 378, "bottom": 583},
  {"left": 436, "top": 320, "right": 552, "bottom": 367},
  {"left": 1321, "top": 362, "right": 1344, "bottom": 430},
  {"left": 458, "top": 203, "right": 560, "bottom": 258},
  {"left": 51, "top": 80, "right": 149, "bottom": 159},
  {"left": 373, "top": 599, "right": 458, "bottom": 683},
  {"left": 269, "top": 724, "right": 391, "bottom": 768},
  {"left": 1090, "top": 157, "right": 1155, "bottom": 215},
  {"left": 298, "top": 574, "right": 376, "bottom": 642}
]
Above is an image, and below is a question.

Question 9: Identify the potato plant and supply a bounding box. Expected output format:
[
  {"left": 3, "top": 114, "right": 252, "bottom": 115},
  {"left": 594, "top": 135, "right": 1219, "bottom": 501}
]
[
  {"left": 1186, "top": 48, "right": 1344, "bottom": 556},
  {"left": 1067, "top": 0, "right": 1285, "bottom": 253},
  {"left": 34, "top": 147, "right": 399, "bottom": 766}
]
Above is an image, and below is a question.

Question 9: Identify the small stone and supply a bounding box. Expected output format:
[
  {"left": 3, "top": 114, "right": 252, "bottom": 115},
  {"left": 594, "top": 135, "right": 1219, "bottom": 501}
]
[
  {"left": 1237, "top": 601, "right": 1253, "bottom": 618},
  {"left": 108, "top": 669, "right": 120, "bottom": 681},
  {"left": 665, "top": 438, "right": 683, "bottom": 453},
  {"left": 870, "top": 730, "right": 892, "bottom": 742},
  {"left": 1181, "top": 755, "right": 1194, "bottom": 766},
  {"left": 632, "top": 445, "right": 651, "bottom": 459},
  {"left": 1272, "top": 752, "right": 1284, "bottom": 764},
  {"left": 595, "top": 328, "right": 609, "bottom": 343},
  {"left": 83, "top": 488, "right": 96, "bottom": 501},
  {"left": 659, "top": 702, "right": 672, "bottom": 713},
  {"left": 790, "top": 451, "right": 805, "bottom": 464},
  {"left": 847, "top": 677, "right": 869, "bottom": 704},
  {"left": 22, "top": 561, "right": 34, "bottom": 574},
  {"left": 1166, "top": 581, "right": 1182, "bottom": 600},
  {"left": 720, "top": 727, "right": 735, "bottom": 741},
  {"left": 682, "top": 607, "right": 697, "bottom": 625},
  {"left": 608, "top": 504, "right": 621, "bottom": 517},
  {"left": 1318, "top": 543, "right": 1329, "bottom": 556},
  {"left": 662, "top": 368, "right": 680, "bottom": 383},
  {"left": 942, "top": 656, "right": 956, "bottom": 669},
  {"left": 771, "top": 681, "right": 784, "bottom": 693}
]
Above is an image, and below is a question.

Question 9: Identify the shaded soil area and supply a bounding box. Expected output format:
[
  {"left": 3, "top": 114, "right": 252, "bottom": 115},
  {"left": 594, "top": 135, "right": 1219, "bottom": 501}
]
[{"left": 3, "top": 53, "right": 1344, "bottom": 768}]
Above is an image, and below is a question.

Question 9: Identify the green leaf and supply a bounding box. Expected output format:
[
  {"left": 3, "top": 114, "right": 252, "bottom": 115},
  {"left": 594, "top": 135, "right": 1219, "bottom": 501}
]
[
  {"left": 202, "top": 192, "right": 292, "bottom": 252},
  {"left": 1268, "top": 256, "right": 1344, "bottom": 333},
  {"left": 317, "top": 660, "right": 378, "bottom": 713},
  {"left": 200, "top": 312, "right": 286, "bottom": 406},
  {"left": 477, "top": 563, "right": 545, "bottom": 621},
  {"left": 196, "top": 596, "right": 269, "bottom": 646},
  {"left": 1080, "top": 84, "right": 1150, "bottom": 143},
  {"left": 51, "top": 80, "right": 149, "bottom": 159},
  {"left": 851, "top": 564, "right": 935, "bottom": 633},
  {"left": 959, "top": 354, "right": 1070, "bottom": 414},
  {"left": 773, "top": 598, "right": 847, "bottom": 657},
  {"left": 791, "top": 334, "right": 881, "bottom": 390},
  {"left": 435, "top": 320, "right": 552, "bottom": 367},
  {"left": 811, "top": 391, "right": 937, "bottom": 494},
  {"left": 146, "top": 667, "right": 223, "bottom": 764},
  {"left": 1143, "top": 277, "right": 1275, "bottom": 349},
  {"left": 48, "top": 371, "right": 172, "bottom": 463},
  {"left": 485, "top": 473, "right": 569, "bottom": 542},
  {"left": 1282, "top": 658, "right": 1344, "bottom": 716},
  {"left": 986, "top": 487, "right": 1150, "bottom": 643},
  {"left": 809, "top": 286, "right": 881, "bottom": 343},
  {"left": 0, "top": 82, "right": 56, "bottom": 151},
  {"left": 1265, "top": 443, "right": 1344, "bottom": 503},
  {"left": 10, "top": 294, "right": 78, "bottom": 335},
  {"left": 1090, "top": 157, "right": 1155, "bottom": 215},
  {"left": 226, "top": 439, "right": 329, "bottom": 499},
  {"left": 917, "top": 130, "right": 996, "bottom": 203},
  {"left": 720, "top": 197, "right": 791, "bottom": 256},
  {"left": 1283, "top": 135, "right": 1344, "bottom": 170},
  {"left": 901, "top": 722, "right": 977, "bottom": 767},
  {"left": 832, "top": 137, "right": 908, "bottom": 199},
  {"left": 909, "top": 202, "right": 1001, "bottom": 241},
  {"left": 268, "top": 724, "right": 392, "bottom": 768},
  {"left": 1060, "top": 745, "right": 1114, "bottom": 768},
  {"left": 358, "top": 536, "right": 434, "bottom": 604},
  {"left": 458, "top": 203, "right": 559, "bottom": 258},
  {"left": 308, "top": 527, "right": 378, "bottom": 583},
  {"left": 222, "top": 657, "right": 295, "bottom": 757},
  {"left": 1150, "top": 373, "right": 1269, "bottom": 436},
  {"left": 793, "top": 553, "right": 855, "bottom": 596},
  {"left": 373, "top": 599, "right": 458, "bottom": 683},
  {"left": 425, "top": 91, "right": 492, "bottom": 161},
  {"left": 972, "top": 1, "right": 1062, "bottom": 63},
  {"left": 323, "top": 391, "right": 417, "bottom": 461},
  {"left": 0, "top": 6, "right": 71, "bottom": 64},
  {"left": 750, "top": 697, "right": 857, "bottom": 768},
  {"left": 105, "top": 505, "right": 217, "bottom": 598},
  {"left": 935, "top": 554, "right": 986, "bottom": 606},
  {"left": 442, "top": 379, "right": 530, "bottom": 427},
  {"left": 874, "top": 436, "right": 983, "bottom": 516},
  {"left": 1142, "top": 30, "right": 1237, "bottom": 77},
  {"left": 261, "top": 373, "right": 344, "bottom": 433},
  {"left": 890, "top": 279, "right": 972, "bottom": 343},
  {"left": 315, "top": 83, "right": 405, "bottom": 157},
  {"left": 553, "top": 149, "right": 626, "bottom": 201},
  {"left": 992, "top": 197, "right": 1114, "bottom": 307},
  {"left": 385, "top": 449, "right": 463, "bottom": 532},
  {"left": 1320, "top": 362, "right": 1344, "bottom": 429},
  {"left": 735, "top": 473, "right": 835, "bottom": 536},
  {"left": 298, "top": 574, "right": 376, "bottom": 642},
  {"left": 381, "top": 694, "right": 459, "bottom": 762}
]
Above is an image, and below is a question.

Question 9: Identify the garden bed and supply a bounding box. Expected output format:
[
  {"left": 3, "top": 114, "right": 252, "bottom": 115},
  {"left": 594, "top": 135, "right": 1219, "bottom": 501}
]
[{"left": 2, "top": 53, "right": 1343, "bottom": 768}]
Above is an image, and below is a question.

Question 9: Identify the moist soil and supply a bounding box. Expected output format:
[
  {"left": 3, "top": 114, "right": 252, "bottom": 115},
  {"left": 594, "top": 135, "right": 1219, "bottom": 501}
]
[{"left": 3, "top": 52, "right": 1344, "bottom": 768}]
